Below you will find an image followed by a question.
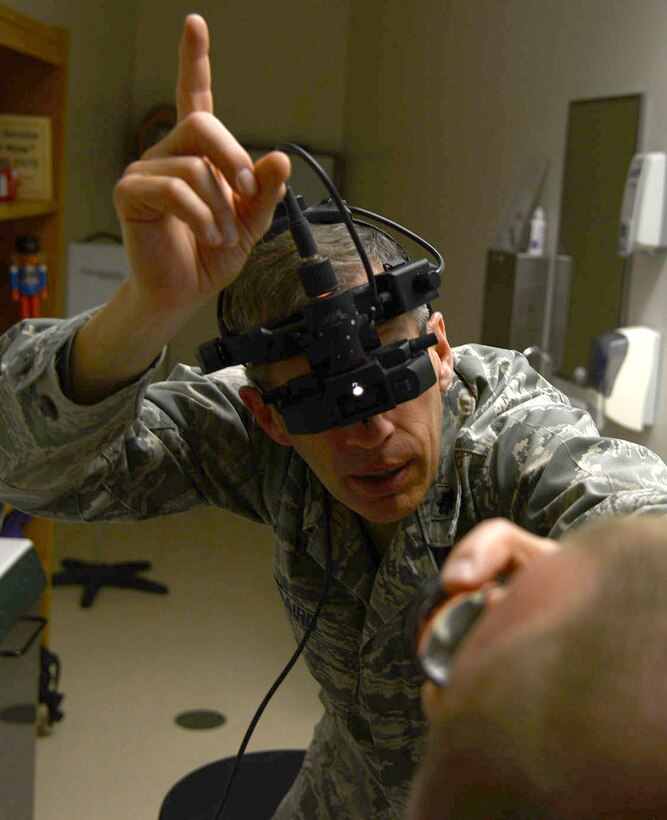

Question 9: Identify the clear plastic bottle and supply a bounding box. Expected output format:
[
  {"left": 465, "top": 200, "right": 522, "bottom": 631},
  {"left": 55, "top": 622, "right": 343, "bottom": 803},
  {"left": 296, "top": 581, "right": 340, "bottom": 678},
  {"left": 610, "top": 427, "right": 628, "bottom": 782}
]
[{"left": 527, "top": 207, "right": 546, "bottom": 256}]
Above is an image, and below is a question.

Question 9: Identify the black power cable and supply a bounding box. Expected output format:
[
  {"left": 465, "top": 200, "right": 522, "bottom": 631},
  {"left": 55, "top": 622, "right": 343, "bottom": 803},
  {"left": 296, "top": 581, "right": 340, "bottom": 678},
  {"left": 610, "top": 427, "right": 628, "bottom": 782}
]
[
  {"left": 211, "top": 493, "right": 334, "bottom": 820},
  {"left": 275, "top": 143, "right": 379, "bottom": 302}
]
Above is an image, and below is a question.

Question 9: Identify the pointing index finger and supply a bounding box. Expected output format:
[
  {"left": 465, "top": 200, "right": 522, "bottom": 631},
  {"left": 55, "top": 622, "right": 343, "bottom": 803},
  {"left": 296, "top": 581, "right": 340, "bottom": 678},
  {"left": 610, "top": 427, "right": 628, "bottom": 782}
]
[{"left": 177, "top": 14, "right": 213, "bottom": 121}]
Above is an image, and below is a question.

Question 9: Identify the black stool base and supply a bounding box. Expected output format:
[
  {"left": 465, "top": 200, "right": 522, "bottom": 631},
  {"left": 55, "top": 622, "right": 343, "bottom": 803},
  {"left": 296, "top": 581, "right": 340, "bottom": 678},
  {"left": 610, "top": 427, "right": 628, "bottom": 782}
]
[
  {"left": 159, "top": 749, "right": 305, "bottom": 820},
  {"left": 52, "top": 558, "right": 168, "bottom": 608}
]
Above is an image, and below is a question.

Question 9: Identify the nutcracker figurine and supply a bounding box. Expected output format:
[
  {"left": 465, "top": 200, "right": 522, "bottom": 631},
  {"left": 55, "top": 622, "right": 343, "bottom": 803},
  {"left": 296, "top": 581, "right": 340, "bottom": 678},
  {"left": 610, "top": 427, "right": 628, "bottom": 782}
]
[{"left": 10, "top": 235, "right": 48, "bottom": 319}]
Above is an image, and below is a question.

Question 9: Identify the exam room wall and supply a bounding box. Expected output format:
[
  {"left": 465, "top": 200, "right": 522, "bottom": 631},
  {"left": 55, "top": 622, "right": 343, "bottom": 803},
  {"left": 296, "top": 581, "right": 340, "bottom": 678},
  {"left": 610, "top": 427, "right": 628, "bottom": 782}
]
[{"left": 343, "top": 0, "right": 667, "bottom": 461}]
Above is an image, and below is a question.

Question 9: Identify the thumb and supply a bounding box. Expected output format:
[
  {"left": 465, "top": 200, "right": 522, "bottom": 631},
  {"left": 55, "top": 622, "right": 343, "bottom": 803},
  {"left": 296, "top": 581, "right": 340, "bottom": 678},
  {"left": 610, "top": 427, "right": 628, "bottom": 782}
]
[
  {"left": 441, "top": 518, "right": 558, "bottom": 592},
  {"left": 238, "top": 151, "right": 291, "bottom": 240}
]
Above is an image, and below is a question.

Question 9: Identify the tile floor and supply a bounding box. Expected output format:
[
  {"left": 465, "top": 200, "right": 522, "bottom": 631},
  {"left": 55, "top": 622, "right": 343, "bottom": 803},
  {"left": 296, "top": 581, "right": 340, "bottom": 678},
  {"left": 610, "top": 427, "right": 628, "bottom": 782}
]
[{"left": 34, "top": 508, "right": 323, "bottom": 820}]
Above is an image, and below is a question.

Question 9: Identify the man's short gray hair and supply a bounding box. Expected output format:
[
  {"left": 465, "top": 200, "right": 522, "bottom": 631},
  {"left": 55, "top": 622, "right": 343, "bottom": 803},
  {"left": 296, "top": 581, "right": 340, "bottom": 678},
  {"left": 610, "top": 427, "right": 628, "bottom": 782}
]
[{"left": 223, "top": 222, "right": 430, "bottom": 334}]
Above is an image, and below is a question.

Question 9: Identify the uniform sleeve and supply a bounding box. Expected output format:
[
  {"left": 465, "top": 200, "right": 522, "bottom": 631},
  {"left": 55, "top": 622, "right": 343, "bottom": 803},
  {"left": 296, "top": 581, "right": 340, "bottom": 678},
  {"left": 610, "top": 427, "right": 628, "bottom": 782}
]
[
  {"left": 0, "top": 316, "right": 283, "bottom": 525},
  {"left": 455, "top": 346, "right": 667, "bottom": 538}
]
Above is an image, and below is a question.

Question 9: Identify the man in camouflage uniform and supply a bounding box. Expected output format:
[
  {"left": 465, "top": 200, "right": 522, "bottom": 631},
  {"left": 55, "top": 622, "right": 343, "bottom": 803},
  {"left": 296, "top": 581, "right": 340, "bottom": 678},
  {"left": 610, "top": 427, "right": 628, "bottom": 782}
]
[{"left": 1, "top": 15, "right": 667, "bottom": 819}]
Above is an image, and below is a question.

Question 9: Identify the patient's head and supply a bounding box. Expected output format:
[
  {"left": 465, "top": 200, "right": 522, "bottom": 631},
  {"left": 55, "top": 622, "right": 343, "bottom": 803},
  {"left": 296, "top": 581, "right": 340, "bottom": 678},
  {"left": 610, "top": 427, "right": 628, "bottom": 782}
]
[{"left": 408, "top": 516, "right": 667, "bottom": 820}]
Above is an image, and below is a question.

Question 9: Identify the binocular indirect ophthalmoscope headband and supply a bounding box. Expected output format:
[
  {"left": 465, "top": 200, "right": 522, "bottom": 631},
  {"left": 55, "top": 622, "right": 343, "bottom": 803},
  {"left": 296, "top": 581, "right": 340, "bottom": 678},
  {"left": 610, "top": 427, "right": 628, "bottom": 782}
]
[{"left": 196, "top": 144, "right": 444, "bottom": 434}]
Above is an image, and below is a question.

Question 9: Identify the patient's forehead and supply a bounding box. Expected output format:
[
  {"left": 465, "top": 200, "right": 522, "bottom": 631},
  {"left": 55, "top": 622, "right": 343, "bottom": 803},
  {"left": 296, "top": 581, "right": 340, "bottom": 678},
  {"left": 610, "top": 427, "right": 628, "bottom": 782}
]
[{"left": 450, "top": 548, "right": 598, "bottom": 680}]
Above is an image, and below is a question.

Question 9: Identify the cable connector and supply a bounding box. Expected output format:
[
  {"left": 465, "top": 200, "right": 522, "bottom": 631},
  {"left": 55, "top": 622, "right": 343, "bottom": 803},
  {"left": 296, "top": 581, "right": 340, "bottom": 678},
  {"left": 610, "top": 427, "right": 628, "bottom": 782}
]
[
  {"left": 284, "top": 185, "right": 338, "bottom": 297},
  {"left": 284, "top": 186, "right": 318, "bottom": 259}
]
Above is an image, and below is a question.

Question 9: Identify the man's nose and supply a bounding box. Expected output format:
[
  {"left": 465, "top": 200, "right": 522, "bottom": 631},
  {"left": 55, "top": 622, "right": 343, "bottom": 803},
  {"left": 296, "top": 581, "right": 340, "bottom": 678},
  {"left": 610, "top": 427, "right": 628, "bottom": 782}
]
[{"left": 343, "top": 413, "right": 395, "bottom": 448}]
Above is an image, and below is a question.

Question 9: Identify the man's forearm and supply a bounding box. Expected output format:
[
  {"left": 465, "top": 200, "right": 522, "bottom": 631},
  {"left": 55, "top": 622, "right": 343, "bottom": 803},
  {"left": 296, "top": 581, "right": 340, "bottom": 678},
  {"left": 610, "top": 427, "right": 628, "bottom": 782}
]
[{"left": 69, "top": 278, "right": 202, "bottom": 404}]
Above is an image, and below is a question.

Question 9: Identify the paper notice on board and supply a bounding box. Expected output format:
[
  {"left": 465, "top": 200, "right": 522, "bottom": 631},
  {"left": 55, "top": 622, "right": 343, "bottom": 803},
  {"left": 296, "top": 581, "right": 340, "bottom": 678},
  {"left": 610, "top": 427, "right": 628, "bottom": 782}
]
[
  {"left": 492, "top": 160, "right": 550, "bottom": 253},
  {"left": 0, "top": 114, "right": 53, "bottom": 200}
]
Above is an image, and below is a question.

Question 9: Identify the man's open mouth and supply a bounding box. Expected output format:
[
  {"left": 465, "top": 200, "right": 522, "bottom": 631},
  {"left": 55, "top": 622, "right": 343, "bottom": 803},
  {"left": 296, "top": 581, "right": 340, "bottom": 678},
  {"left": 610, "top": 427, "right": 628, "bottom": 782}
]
[
  {"left": 350, "top": 462, "right": 412, "bottom": 494},
  {"left": 356, "top": 465, "right": 405, "bottom": 480}
]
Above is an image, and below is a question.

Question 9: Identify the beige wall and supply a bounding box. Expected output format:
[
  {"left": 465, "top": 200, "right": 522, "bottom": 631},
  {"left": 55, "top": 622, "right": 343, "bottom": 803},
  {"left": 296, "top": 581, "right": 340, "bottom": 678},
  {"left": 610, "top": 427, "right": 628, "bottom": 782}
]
[{"left": 131, "top": 0, "right": 350, "bottom": 151}]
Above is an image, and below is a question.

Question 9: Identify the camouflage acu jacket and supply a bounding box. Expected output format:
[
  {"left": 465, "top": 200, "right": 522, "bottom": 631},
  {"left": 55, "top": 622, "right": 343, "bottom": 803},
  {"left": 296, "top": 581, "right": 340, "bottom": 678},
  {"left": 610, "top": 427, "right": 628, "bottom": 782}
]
[{"left": 2, "top": 314, "right": 667, "bottom": 818}]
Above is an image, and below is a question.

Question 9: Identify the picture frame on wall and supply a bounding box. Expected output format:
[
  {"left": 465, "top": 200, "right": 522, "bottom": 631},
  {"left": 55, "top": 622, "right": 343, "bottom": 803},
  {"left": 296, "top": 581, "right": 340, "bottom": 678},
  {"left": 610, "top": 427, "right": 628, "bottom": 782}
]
[{"left": 136, "top": 106, "right": 177, "bottom": 157}]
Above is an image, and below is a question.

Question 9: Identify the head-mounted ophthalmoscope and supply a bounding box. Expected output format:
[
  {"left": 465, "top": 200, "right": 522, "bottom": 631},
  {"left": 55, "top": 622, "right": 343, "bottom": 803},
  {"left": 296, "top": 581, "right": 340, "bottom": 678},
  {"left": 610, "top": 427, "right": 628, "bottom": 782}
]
[{"left": 196, "top": 144, "right": 444, "bottom": 435}]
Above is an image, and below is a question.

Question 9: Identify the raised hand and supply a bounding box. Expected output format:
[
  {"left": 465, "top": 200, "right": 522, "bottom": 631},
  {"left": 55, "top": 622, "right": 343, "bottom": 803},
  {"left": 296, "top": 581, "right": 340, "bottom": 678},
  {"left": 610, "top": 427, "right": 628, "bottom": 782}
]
[
  {"left": 113, "top": 14, "right": 290, "bottom": 318},
  {"left": 71, "top": 15, "right": 289, "bottom": 403}
]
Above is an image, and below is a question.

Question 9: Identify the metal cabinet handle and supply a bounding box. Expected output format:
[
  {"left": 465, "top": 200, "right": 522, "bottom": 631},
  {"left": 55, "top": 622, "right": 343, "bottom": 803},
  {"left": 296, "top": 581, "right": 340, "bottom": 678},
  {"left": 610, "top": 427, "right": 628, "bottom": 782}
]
[{"left": 0, "top": 615, "right": 47, "bottom": 658}]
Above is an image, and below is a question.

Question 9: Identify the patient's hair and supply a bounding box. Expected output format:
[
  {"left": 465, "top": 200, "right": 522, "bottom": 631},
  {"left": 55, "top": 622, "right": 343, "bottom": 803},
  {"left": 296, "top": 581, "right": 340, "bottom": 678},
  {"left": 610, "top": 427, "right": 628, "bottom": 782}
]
[
  {"left": 222, "top": 222, "right": 430, "bottom": 387},
  {"left": 409, "top": 516, "right": 667, "bottom": 820}
]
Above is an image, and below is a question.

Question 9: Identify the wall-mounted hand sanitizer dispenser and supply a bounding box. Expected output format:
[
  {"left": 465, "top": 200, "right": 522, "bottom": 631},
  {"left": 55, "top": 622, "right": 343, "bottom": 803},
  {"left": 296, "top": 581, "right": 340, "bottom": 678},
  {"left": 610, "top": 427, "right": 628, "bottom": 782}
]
[
  {"left": 588, "top": 327, "right": 662, "bottom": 431},
  {"left": 618, "top": 152, "right": 667, "bottom": 256}
]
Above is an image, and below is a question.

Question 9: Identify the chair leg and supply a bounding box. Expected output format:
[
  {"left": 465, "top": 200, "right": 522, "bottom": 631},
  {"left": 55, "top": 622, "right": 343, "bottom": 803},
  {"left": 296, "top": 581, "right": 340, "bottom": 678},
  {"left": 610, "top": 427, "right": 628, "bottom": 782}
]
[{"left": 52, "top": 558, "right": 168, "bottom": 608}]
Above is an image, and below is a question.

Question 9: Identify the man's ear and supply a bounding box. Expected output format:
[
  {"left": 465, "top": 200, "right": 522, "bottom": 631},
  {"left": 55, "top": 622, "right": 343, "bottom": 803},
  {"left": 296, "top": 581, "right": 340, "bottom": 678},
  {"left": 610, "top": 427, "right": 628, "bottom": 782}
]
[
  {"left": 239, "top": 385, "right": 292, "bottom": 446},
  {"left": 427, "top": 311, "right": 453, "bottom": 392}
]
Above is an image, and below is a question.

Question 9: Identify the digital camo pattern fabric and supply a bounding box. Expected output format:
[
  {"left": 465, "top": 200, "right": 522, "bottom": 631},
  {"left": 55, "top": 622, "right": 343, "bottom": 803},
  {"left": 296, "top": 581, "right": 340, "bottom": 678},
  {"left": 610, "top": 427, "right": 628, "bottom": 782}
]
[{"left": 2, "top": 317, "right": 667, "bottom": 817}]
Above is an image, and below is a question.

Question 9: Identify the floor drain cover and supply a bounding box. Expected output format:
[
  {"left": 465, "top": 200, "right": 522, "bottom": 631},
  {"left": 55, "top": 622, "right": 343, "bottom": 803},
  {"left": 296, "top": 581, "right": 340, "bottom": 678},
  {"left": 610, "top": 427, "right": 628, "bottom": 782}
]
[{"left": 174, "top": 709, "right": 227, "bottom": 730}]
